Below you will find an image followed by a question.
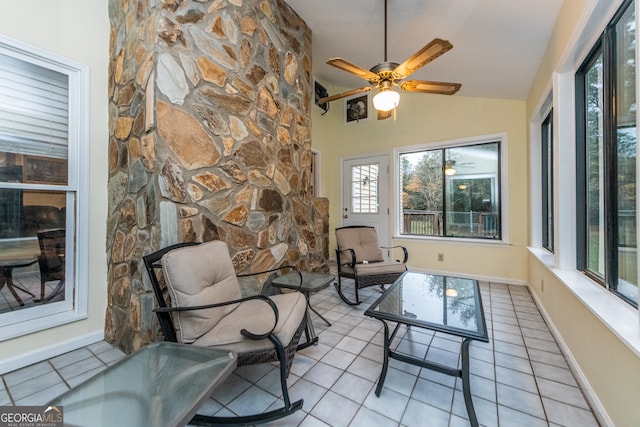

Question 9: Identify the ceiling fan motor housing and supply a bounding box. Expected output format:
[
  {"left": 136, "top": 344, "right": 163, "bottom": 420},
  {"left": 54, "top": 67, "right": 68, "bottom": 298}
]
[{"left": 369, "top": 62, "right": 398, "bottom": 83}]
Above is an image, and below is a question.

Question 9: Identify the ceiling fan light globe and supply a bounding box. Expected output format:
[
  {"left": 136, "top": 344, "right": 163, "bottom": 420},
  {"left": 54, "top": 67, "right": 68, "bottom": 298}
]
[{"left": 373, "top": 89, "right": 400, "bottom": 112}]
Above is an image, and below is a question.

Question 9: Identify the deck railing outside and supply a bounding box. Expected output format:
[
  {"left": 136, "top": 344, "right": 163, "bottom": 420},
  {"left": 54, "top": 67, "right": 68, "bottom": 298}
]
[{"left": 401, "top": 210, "right": 499, "bottom": 238}]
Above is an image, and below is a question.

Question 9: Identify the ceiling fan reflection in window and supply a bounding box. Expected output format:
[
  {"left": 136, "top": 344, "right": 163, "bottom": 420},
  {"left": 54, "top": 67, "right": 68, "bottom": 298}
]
[
  {"left": 445, "top": 159, "right": 475, "bottom": 176},
  {"left": 318, "top": 0, "right": 461, "bottom": 116}
]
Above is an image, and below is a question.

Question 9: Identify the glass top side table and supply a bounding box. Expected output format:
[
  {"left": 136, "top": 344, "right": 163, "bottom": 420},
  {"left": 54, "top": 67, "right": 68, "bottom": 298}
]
[
  {"left": 271, "top": 271, "right": 335, "bottom": 349},
  {"left": 48, "top": 342, "right": 236, "bottom": 427}
]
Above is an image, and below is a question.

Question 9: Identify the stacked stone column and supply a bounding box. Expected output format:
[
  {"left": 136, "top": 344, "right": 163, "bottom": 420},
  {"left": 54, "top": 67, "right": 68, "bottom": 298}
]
[{"left": 106, "top": 0, "right": 328, "bottom": 353}]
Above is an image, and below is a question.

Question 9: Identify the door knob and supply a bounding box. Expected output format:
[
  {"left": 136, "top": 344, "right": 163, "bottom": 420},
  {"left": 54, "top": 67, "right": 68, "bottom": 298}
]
[{"left": 343, "top": 214, "right": 348, "bottom": 219}]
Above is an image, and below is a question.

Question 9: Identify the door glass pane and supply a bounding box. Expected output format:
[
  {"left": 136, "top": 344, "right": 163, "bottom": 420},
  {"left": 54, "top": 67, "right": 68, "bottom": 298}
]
[
  {"left": 444, "top": 143, "right": 500, "bottom": 239},
  {"left": 615, "top": 3, "right": 637, "bottom": 302},
  {"left": 351, "top": 163, "right": 379, "bottom": 214},
  {"left": 400, "top": 150, "right": 443, "bottom": 235},
  {"left": 585, "top": 54, "right": 605, "bottom": 279}
]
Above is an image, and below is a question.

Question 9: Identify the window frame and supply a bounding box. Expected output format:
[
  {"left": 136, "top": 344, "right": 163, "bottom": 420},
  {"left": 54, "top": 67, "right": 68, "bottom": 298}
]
[
  {"left": 575, "top": 0, "right": 637, "bottom": 307},
  {"left": 394, "top": 133, "right": 508, "bottom": 243},
  {"left": 0, "top": 34, "right": 90, "bottom": 340},
  {"left": 541, "top": 109, "right": 554, "bottom": 252}
]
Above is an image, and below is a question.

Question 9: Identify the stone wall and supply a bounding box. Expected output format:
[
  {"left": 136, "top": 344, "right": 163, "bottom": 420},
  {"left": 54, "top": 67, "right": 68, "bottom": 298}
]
[{"left": 106, "top": 0, "right": 329, "bottom": 353}]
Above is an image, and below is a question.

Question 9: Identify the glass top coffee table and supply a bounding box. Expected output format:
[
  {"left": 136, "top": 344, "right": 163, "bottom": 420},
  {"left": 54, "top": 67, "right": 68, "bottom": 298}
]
[
  {"left": 365, "top": 271, "right": 489, "bottom": 427},
  {"left": 48, "top": 342, "right": 236, "bottom": 427}
]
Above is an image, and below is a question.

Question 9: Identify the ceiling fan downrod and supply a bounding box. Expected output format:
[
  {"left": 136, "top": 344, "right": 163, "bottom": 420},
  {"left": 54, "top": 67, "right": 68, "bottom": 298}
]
[{"left": 383, "top": 0, "right": 388, "bottom": 62}]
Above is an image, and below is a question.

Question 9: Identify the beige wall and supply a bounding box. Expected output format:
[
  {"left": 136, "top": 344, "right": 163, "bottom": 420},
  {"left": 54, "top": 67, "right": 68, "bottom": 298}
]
[
  {"left": 0, "top": 1, "right": 109, "bottom": 362},
  {"left": 526, "top": 0, "right": 589, "bottom": 113},
  {"left": 528, "top": 257, "right": 640, "bottom": 426},
  {"left": 312, "top": 90, "right": 529, "bottom": 283}
]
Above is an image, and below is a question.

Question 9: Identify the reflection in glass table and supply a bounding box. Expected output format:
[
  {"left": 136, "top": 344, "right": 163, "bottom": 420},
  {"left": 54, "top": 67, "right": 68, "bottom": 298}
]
[{"left": 365, "top": 272, "right": 489, "bottom": 427}]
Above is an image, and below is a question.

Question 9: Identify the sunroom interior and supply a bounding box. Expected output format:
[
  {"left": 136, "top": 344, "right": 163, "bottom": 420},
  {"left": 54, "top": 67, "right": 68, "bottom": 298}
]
[{"left": 0, "top": 0, "right": 638, "bottom": 426}]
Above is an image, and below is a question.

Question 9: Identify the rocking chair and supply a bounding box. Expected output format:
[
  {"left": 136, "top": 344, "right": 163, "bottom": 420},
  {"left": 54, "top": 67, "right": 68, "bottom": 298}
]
[
  {"left": 334, "top": 226, "right": 408, "bottom": 305},
  {"left": 143, "top": 240, "right": 307, "bottom": 425}
]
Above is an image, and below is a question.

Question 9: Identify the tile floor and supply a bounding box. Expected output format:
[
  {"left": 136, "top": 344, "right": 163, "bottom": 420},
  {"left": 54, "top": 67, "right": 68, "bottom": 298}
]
[{"left": 0, "top": 278, "right": 600, "bottom": 427}]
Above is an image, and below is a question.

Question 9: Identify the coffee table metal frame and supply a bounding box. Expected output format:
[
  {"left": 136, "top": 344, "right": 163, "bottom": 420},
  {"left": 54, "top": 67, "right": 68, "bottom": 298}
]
[
  {"left": 270, "top": 271, "right": 335, "bottom": 349},
  {"left": 364, "top": 271, "right": 489, "bottom": 427}
]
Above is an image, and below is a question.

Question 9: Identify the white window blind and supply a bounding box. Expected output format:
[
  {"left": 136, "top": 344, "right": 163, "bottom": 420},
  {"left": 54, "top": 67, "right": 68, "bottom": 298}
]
[
  {"left": 351, "top": 163, "right": 379, "bottom": 214},
  {"left": 0, "top": 52, "right": 68, "bottom": 159}
]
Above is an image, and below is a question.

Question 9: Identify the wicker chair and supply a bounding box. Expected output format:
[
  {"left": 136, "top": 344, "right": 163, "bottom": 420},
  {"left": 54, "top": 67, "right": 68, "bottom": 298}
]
[
  {"left": 143, "top": 240, "right": 307, "bottom": 425},
  {"left": 334, "top": 226, "right": 408, "bottom": 305}
]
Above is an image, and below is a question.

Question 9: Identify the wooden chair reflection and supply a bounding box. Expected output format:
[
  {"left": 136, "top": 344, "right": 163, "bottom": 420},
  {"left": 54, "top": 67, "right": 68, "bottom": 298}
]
[{"left": 37, "top": 228, "right": 65, "bottom": 302}]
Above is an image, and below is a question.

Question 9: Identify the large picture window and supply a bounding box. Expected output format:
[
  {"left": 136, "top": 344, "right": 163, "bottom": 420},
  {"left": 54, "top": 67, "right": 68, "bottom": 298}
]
[
  {"left": 576, "top": 0, "right": 636, "bottom": 306},
  {"left": 399, "top": 140, "right": 501, "bottom": 240},
  {"left": 0, "top": 35, "right": 88, "bottom": 337}
]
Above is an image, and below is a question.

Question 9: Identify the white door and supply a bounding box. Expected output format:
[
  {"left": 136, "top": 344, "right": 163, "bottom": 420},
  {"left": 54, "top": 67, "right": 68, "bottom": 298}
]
[{"left": 342, "top": 155, "right": 391, "bottom": 256}]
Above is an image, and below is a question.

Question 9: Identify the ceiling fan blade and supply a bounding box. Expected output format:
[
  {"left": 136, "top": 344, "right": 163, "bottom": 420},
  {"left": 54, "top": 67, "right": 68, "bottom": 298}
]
[
  {"left": 400, "top": 79, "right": 461, "bottom": 95},
  {"left": 392, "top": 38, "right": 453, "bottom": 79},
  {"left": 318, "top": 86, "right": 373, "bottom": 104},
  {"left": 327, "top": 58, "right": 380, "bottom": 83}
]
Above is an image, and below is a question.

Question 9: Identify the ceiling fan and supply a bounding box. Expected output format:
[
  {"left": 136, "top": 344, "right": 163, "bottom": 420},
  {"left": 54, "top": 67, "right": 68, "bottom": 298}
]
[{"left": 318, "top": 0, "right": 461, "bottom": 115}]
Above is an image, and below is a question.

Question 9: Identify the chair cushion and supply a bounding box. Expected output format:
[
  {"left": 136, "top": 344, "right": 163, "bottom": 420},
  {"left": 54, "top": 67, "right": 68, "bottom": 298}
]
[
  {"left": 341, "top": 260, "right": 407, "bottom": 276},
  {"left": 162, "top": 240, "right": 241, "bottom": 344},
  {"left": 336, "top": 227, "right": 384, "bottom": 264},
  {"left": 193, "top": 291, "right": 307, "bottom": 353}
]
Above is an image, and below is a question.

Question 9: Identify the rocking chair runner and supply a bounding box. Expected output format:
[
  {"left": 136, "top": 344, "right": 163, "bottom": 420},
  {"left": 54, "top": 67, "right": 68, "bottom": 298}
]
[
  {"left": 143, "top": 240, "right": 307, "bottom": 425},
  {"left": 334, "top": 226, "right": 408, "bottom": 305}
]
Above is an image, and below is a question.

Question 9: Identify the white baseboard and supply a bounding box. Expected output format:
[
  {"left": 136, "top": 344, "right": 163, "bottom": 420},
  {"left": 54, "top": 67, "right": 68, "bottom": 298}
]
[
  {"left": 528, "top": 287, "right": 614, "bottom": 427},
  {"left": 0, "top": 330, "right": 105, "bottom": 375},
  {"left": 408, "top": 266, "right": 528, "bottom": 286}
]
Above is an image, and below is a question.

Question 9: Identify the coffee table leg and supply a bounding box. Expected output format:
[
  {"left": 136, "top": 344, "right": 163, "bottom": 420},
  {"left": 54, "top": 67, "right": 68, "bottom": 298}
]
[
  {"left": 308, "top": 304, "right": 331, "bottom": 326},
  {"left": 461, "top": 338, "right": 479, "bottom": 427},
  {"left": 296, "top": 309, "right": 318, "bottom": 350},
  {"left": 375, "top": 321, "right": 391, "bottom": 397}
]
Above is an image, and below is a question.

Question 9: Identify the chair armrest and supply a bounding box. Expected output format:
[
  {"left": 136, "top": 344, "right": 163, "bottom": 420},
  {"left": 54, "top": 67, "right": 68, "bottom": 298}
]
[
  {"left": 336, "top": 248, "right": 357, "bottom": 268},
  {"left": 154, "top": 295, "right": 279, "bottom": 340},
  {"left": 380, "top": 245, "right": 408, "bottom": 263}
]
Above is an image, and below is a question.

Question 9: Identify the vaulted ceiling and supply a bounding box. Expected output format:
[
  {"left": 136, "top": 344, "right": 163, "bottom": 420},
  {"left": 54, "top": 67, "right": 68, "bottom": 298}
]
[{"left": 286, "top": 0, "right": 565, "bottom": 100}]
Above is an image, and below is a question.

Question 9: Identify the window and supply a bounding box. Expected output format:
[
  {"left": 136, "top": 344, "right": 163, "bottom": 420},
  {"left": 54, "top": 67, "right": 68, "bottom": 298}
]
[
  {"left": 576, "top": 0, "right": 637, "bottom": 306},
  {"left": 351, "top": 162, "right": 379, "bottom": 214},
  {"left": 399, "top": 139, "right": 501, "bottom": 240},
  {"left": 0, "top": 35, "right": 88, "bottom": 337},
  {"left": 541, "top": 110, "right": 554, "bottom": 252}
]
